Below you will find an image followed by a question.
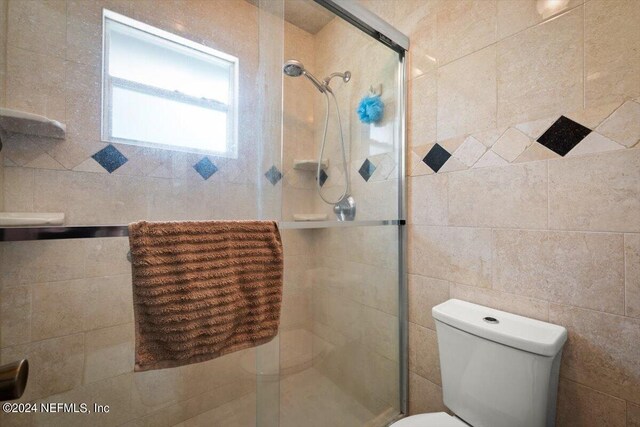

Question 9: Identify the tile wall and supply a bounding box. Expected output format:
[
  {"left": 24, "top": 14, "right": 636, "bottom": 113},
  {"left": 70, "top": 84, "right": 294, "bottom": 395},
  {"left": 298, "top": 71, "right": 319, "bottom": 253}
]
[
  {"left": 0, "top": 1, "right": 309, "bottom": 426},
  {"left": 0, "top": 0, "right": 294, "bottom": 225},
  {"left": 358, "top": 0, "right": 640, "bottom": 424}
]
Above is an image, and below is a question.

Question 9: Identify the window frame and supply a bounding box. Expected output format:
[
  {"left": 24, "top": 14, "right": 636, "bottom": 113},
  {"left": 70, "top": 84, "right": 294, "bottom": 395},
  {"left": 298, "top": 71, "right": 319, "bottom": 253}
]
[{"left": 101, "top": 9, "right": 239, "bottom": 158}]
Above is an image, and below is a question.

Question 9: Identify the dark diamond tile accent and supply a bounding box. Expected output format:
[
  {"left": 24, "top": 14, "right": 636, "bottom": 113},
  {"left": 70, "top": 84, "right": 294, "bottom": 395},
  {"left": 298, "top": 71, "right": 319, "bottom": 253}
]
[
  {"left": 92, "top": 144, "right": 128, "bottom": 173},
  {"left": 193, "top": 157, "right": 218, "bottom": 180},
  {"left": 265, "top": 165, "right": 282, "bottom": 185},
  {"left": 537, "top": 116, "right": 592, "bottom": 156},
  {"left": 318, "top": 169, "right": 328, "bottom": 187},
  {"left": 422, "top": 143, "right": 451, "bottom": 173},
  {"left": 358, "top": 158, "right": 376, "bottom": 182}
]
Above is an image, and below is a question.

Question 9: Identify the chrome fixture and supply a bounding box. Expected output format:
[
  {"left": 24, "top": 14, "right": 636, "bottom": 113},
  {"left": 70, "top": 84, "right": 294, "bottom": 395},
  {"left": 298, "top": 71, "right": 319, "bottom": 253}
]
[
  {"left": 333, "top": 195, "right": 356, "bottom": 221},
  {"left": 0, "top": 359, "right": 29, "bottom": 401},
  {"left": 283, "top": 59, "right": 355, "bottom": 220}
]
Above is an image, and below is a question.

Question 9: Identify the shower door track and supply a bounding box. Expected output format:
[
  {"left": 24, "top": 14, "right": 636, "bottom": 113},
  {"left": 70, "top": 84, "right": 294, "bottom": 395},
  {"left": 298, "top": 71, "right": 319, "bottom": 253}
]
[{"left": 0, "top": 220, "right": 406, "bottom": 241}]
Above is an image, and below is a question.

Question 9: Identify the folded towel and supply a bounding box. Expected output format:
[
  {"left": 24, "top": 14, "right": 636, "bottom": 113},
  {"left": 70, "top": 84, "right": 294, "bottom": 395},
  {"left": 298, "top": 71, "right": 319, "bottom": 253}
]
[{"left": 128, "top": 220, "right": 283, "bottom": 372}]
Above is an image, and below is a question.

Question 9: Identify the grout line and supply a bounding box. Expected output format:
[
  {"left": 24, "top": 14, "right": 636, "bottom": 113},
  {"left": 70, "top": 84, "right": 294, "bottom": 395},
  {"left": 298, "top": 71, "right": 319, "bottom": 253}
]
[
  {"left": 582, "top": 1, "right": 586, "bottom": 110},
  {"left": 547, "top": 159, "right": 550, "bottom": 230},
  {"left": 623, "top": 233, "right": 627, "bottom": 316},
  {"left": 490, "top": 227, "right": 495, "bottom": 290},
  {"left": 558, "top": 376, "right": 628, "bottom": 404},
  {"left": 411, "top": 223, "right": 635, "bottom": 236}
]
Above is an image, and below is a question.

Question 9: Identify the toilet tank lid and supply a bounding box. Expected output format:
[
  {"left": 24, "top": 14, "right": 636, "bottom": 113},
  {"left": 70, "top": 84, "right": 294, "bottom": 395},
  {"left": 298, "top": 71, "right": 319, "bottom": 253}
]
[{"left": 432, "top": 299, "right": 567, "bottom": 357}]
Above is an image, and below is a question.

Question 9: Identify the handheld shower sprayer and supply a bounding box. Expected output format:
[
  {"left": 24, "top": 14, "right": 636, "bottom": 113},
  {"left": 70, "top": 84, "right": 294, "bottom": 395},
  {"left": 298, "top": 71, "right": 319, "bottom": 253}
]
[
  {"left": 283, "top": 59, "right": 355, "bottom": 220},
  {"left": 283, "top": 60, "right": 327, "bottom": 93}
]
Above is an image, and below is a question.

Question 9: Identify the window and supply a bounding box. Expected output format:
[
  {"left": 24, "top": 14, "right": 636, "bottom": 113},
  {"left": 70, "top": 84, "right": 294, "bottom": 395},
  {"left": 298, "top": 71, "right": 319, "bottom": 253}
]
[{"left": 102, "top": 10, "right": 238, "bottom": 157}]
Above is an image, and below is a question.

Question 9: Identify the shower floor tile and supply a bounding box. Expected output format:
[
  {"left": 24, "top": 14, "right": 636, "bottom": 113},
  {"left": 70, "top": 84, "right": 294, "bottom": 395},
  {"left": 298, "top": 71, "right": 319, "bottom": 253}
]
[{"left": 280, "top": 368, "right": 377, "bottom": 427}]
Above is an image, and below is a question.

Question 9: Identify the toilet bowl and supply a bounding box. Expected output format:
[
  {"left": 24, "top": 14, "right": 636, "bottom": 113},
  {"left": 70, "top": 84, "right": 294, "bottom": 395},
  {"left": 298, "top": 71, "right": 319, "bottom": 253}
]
[
  {"left": 393, "top": 299, "right": 567, "bottom": 427},
  {"left": 392, "top": 412, "right": 468, "bottom": 426}
]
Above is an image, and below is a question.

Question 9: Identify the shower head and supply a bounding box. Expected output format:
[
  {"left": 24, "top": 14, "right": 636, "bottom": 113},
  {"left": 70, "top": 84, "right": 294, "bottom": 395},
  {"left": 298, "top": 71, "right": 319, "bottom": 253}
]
[
  {"left": 283, "top": 59, "right": 305, "bottom": 77},
  {"left": 283, "top": 59, "right": 327, "bottom": 93}
]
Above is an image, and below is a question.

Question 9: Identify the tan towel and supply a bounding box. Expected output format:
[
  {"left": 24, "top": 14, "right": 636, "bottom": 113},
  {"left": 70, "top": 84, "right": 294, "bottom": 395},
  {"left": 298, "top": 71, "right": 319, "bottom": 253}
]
[{"left": 128, "top": 220, "right": 283, "bottom": 372}]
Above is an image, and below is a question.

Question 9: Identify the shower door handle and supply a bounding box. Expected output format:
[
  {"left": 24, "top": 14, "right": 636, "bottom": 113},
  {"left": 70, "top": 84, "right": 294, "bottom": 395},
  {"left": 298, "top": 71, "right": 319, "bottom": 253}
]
[{"left": 0, "top": 359, "right": 29, "bottom": 401}]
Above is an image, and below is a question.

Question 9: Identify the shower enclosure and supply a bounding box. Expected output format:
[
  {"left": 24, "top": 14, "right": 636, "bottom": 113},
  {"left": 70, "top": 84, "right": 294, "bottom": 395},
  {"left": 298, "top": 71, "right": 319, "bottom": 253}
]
[{"left": 0, "top": 0, "right": 407, "bottom": 425}]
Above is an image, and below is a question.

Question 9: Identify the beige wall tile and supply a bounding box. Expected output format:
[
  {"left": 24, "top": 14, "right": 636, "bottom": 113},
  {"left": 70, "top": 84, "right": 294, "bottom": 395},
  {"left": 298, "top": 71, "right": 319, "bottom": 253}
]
[
  {"left": 408, "top": 274, "right": 450, "bottom": 330},
  {"left": 1, "top": 133, "right": 45, "bottom": 167},
  {"left": 65, "top": 61, "right": 101, "bottom": 140},
  {"left": 0, "top": 285, "right": 31, "bottom": 347},
  {"left": 448, "top": 161, "right": 548, "bottom": 229},
  {"left": 556, "top": 378, "right": 626, "bottom": 427},
  {"left": 566, "top": 132, "right": 624, "bottom": 158},
  {"left": 625, "top": 234, "right": 640, "bottom": 318},
  {"left": 437, "top": 156, "right": 467, "bottom": 174},
  {"left": 408, "top": 9, "right": 437, "bottom": 79},
  {"left": 491, "top": 127, "right": 533, "bottom": 162},
  {"left": 497, "top": 7, "right": 583, "bottom": 127},
  {"left": 409, "top": 225, "right": 492, "bottom": 288},
  {"left": 584, "top": 0, "right": 640, "bottom": 107},
  {"left": 497, "top": 0, "right": 582, "bottom": 40},
  {"left": 35, "top": 374, "right": 134, "bottom": 427},
  {"left": 6, "top": 45, "right": 66, "bottom": 122},
  {"left": 3, "top": 166, "right": 34, "bottom": 211},
  {"left": 280, "top": 288, "right": 311, "bottom": 331},
  {"left": 0, "top": 334, "right": 84, "bottom": 401},
  {"left": 449, "top": 283, "right": 549, "bottom": 322},
  {"left": 7, "top": 0, "right": 66, "bottom": 58},
  {"left": 409, "top": 371, "right": 446, "bottom": 416},
  {"left": 1, "top": 239, "right": 85, "bottom": 286},
  {"left": 408, "top": 322, "right": 441, "bottom": 386},
  {"left": 515, "top": 116, "right": 557, "bottom": 140},
  {"left": 361, "top": 306, "right": 398, "bottom": 362},
  {"left": 629, "top": 402, "right": 640, "bottom": 427},
  {"left": 84, "top": 324, "right": 135, "bottom": 385},
  {"left": 565, "top": 101, "right": 623, "bottom": 130},
  {"left": 435, "top": 0, "right": 497, "bottom": 65},
  {"left": 549, "top": 304, "right": 640, "bottom": 404},
  {"left": 548, "top": 148, "right": 640, "bottom": 232},
  {"left": 84, "top": 237, "right": 131, "bottom": 278},
  {"left": 66, "top": 0, "right": 131, "bottom": 67},
  {"left": 472, "top": 126, "right": 508, "bottom": 148},
  {"left": 437, "top": 46, "right": 497, "bottom": 141},
  {"left": 452, "top": 136, "right": 486, "bottom": 167},
  {"left": 493, "top": 230, "right": 624, "bottom": 314},
  {"left": 131, "top": 366, "right": 185, "bottom": 416},
  {"left": 409, "top": 72, "right": 437, "bottom": 147},
  {"left": 408, "top": 173, "right": 448, "bottom": 226},
  {"left": 595, "top": 101, "right": 640, "bottom": 148},
  {"left": 32, "top": 275, "right": 133, "bottom": 340},
  {"left": 472, "top": 149, "right": 509, "bottom": 168},
  {"left": 514, "top": 142, "right": 559, "bottom": 163}
]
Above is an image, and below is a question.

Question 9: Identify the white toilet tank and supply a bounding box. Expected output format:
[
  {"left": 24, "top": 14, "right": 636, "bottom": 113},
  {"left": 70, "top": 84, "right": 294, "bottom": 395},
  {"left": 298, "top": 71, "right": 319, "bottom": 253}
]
[{"left": 432, "top": 299, "right": 567, "bottom": 427}]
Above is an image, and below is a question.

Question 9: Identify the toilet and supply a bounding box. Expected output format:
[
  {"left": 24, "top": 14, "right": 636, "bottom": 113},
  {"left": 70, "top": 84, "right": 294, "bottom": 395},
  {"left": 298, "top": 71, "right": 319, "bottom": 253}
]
[{"left": 394, "top": 299, "right": 567, "bottom": 427}]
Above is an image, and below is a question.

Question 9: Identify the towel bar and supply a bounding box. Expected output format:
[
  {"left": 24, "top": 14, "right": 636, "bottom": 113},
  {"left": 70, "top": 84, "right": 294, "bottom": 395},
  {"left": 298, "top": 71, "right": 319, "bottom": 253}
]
[{"left": 0, "top": 220, "right": 405, "bottom": 242}]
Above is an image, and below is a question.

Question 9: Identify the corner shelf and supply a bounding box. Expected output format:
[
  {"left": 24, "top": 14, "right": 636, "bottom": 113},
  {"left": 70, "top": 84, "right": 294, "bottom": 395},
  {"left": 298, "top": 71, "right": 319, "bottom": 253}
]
[
  {"left": 292, "top": 159, "right": 328, "bottom": 171},
  {"left": 0, "top": 108, "right": 66, "bottom": 140}
]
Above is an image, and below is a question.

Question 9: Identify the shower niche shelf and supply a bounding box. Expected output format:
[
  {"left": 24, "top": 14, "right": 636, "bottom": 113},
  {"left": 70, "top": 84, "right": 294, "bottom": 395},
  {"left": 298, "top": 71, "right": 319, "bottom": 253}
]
[
  {"left": 0, "top": 108, "right": 66, "bottom": 140},
  {"left": 292, "top": 159, "right": 328, "bottom": 171}
]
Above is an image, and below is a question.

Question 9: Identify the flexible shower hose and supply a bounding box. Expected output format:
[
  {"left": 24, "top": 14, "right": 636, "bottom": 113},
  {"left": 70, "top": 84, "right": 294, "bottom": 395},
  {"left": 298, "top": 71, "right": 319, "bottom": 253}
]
[{"left": 317, "top": 90, "right": 350, "bottom": 205}]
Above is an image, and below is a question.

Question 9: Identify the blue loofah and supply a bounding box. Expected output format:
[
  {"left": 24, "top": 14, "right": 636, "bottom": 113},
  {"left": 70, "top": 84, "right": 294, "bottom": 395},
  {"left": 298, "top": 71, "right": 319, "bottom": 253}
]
[{"left": 357, "top": 95, "right": 384, "bottom": 124}]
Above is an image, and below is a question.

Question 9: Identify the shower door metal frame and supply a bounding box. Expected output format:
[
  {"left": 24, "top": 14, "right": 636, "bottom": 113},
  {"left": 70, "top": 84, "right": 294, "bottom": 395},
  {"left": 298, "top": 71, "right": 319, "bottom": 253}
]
[{"left": 314, "top": 0, "right": 410, "bottom": 419}]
